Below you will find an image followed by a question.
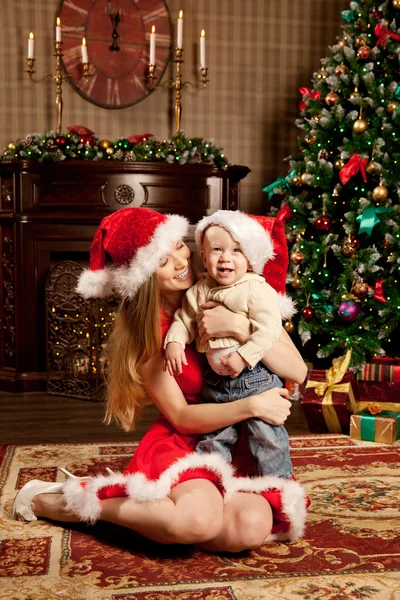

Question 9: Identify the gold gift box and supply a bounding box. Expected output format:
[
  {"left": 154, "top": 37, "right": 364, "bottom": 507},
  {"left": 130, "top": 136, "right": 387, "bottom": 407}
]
[{"left": 350, "top": 412, "right": 400, "bottom": 445}]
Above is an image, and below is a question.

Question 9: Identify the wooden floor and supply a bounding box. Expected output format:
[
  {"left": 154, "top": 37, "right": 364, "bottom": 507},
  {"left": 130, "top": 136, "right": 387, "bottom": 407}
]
[{"left": 0, "top": 392, "right": 310, "bottom": 445}]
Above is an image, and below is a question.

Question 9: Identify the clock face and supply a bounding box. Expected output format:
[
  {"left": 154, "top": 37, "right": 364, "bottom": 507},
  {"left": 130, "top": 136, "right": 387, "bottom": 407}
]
[{"left": 59, "top": 0, "right": 171, "bottom": 109}]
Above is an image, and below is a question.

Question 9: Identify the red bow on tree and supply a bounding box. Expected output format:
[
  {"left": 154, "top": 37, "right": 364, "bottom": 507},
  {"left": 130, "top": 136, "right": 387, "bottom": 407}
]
[
  {"left": 374, "top": 24, "right": 400, "bottom": 46},
  {"left": 339, "top": 154, "right": 368, "bottom": 185},
  {"left": 128, "top": 134, "right": 155, "bottom": 145},
  {"left": 276, "top": 203, "right": 293, "bottom": 223},
  {"left": 299, "top": 88, "right": 321, "bottom": 111},
  {"left": 371, "top": 279, "right": 387, "bottom": 303}
]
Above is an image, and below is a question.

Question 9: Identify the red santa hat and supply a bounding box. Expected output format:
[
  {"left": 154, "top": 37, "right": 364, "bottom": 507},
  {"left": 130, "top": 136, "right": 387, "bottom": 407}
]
[
  {"left": 195, "top": 210, "right": 296, "bottom": 320},
  {"left": 76, "top": 207, "right": 189, "bottom": 299}
]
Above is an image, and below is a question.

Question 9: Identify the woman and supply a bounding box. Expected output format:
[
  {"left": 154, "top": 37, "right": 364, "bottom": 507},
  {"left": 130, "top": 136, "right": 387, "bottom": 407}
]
[{"left": 13, "top": 207, "right": 308, "bottom": 553}]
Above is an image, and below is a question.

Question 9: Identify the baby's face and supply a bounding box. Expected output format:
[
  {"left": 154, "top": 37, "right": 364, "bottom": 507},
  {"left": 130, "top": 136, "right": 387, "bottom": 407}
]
[{"left": 201, "top": 226, "right": 250, "bottom": 285}]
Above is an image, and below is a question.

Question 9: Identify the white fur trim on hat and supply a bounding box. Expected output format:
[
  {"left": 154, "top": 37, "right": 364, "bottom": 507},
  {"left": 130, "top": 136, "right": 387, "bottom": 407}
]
[
  {"left": 195, "top": 210, "right": 275, "bottom": 274},
  {"left": 115, "top": 213, "right": 189, "bottom": 299},
  {"left": 76, "top": 267, "right": 114, "bottom": 300},
  {"left": 278, "top": 293, "right": 297, "bottom": 320}
]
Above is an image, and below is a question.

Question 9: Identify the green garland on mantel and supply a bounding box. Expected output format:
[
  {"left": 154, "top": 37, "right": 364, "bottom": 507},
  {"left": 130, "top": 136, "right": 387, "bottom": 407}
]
[{"left": 0, "top": 126, "right": 230, "bottom": 170}]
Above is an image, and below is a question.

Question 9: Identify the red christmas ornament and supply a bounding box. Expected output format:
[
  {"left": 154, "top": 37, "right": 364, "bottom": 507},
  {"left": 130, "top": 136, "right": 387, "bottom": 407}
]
[
  {"left": 325, "top": 91, "right": 339, "bottom": 106},
  {"left": 357, "top": 45, "right": 371, "bottom": 59},
  {"left": 315, "top": 215, "right": 333, "bottom": 232},
  {"left": 55, "top": 136, "right": 66, "bottom": 147},
  {"left": 349, "top": 235, "right": 361, "bottom": 250},
  {"left": 301, "top": 306, "right": 315, "bottom": 321}
]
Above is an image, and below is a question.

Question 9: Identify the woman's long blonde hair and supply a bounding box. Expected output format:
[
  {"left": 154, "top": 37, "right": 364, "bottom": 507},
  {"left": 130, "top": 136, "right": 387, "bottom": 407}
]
[{"left": 104, "top": 273, "right": 162, "bottom": 431}]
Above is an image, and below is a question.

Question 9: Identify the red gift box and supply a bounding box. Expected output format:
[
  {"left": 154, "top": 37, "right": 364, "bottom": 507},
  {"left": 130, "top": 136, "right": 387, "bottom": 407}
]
[
  {"left": 302, "top": 351, "right": 356, "bottom": 433},
  {"left": 351, "top": 363, "right": 400, "bottom": 412}
]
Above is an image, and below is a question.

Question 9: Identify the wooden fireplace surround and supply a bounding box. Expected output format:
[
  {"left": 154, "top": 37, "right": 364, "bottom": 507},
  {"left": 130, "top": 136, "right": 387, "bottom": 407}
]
[{"left": 0, "top": 159, "right": 250, "bottom": 392}]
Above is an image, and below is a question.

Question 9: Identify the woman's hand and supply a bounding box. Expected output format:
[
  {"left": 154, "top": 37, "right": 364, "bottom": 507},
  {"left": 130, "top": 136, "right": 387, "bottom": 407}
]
[
  {"left": 196, "top": 301, "right": 251, "bottom": 345},
  {"left": 249, "top": 387, "right": 292, "bottom": 426}
]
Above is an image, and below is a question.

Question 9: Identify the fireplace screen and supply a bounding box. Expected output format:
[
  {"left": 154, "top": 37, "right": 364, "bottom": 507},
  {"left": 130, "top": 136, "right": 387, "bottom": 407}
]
[{"left": 46, "top": 261, "right": 118, "bottom": 400}]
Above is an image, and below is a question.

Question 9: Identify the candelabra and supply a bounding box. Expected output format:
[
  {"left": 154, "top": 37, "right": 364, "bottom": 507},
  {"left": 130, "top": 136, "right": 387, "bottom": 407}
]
[
  {"left": 26, "top": 41, "right": 90, "bottom": 135},
  {"left": 147, "top": 47, "right": 209, "bottom": 134}
]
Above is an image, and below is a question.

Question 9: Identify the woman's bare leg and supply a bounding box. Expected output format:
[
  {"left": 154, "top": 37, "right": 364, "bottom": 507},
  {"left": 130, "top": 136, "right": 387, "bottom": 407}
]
[
  {"left": 196, "top": 492, "right": 273, "bottom": 553},
  {"left": 32, "top": 479, "right": 224, "bottom": 545}
]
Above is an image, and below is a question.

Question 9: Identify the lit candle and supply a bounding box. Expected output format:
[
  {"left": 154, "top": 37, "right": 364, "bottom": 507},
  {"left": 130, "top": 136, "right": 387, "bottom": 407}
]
[
  {"left": 28, "top": 32, "right": 34, "bottom": 59},
  {"left": 150, "top": 25, "right": 156, "bottom": 64},
  {"left": 81, "top": 37, "right": 88, "bottom": 63},
  {"left": 177, "top": 10, "right": 183, "bottom": 49},
  {"left": 200, "top": 29, "right": 206, "bottom": 68},
  {"left": 56, "top": 17, "right": 61, "bottom": 42}
]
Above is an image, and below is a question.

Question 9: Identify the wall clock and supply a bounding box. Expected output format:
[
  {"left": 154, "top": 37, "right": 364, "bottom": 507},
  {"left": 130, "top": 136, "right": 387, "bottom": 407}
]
[{"left": 58, "top": 0, "right": 171, "bottom": 109}]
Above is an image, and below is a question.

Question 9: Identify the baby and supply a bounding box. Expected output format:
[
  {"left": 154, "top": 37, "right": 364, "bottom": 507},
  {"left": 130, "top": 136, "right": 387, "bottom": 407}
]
[{"left": 164, "top": 210, "right": 293, "bottom": 479}]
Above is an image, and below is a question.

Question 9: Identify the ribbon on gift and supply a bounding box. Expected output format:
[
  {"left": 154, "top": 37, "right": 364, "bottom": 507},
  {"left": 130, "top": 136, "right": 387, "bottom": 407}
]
[
  {"left": 305, "top": 349, "right": 353, "bottom": 432},
  {"left": 357, "top": 410, "right": 400, "bottom": 442},
  {"left": 358, "top": 362, "right": 400, "bottom": 382},
  {"left": 374, "top": 24, "right": 400, "bottom": 46},
  {"left": 299, "top": 88, "right": 321, "bottom": 111},
  {"left": 339, "top": 154, "right": 368, "bottom": 185},
  {"left": 356, "top": 206, "right": 392, "bottom": 237}
]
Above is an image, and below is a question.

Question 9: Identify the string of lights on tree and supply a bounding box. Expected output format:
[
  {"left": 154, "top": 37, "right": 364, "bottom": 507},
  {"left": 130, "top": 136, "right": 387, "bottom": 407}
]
[
  {"left": 264, "top": 0, "right": 400, "bottom": 368},
  {"left": 1, "top": 126, "right": 230, "bottom": 170}
]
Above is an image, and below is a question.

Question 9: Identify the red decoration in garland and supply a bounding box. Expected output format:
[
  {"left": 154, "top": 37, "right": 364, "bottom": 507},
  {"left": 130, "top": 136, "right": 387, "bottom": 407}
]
[
  {"left": 298, "top": 88, "right": 321, "bottom": 111},
  {"left": 128, "top": 134, "right": 155, "bottom": 145},
  {"left": 55, "top": 136, "right": 67, "bottom": 147},
  {"left": 315, "top": 215, "right": 333, "bottom": 232},
  {"left": 374, "top": 24, "right": 400, "bottom": 46},
  {"left": 301, "top": 306, "right": 315, "bottom": 321},
  {"left": 276, "top": 203, "right": 293, "bottom": 223},
  {"left": 339, "top": 154, "right": 368, "bottom": 185},
  {"left": 372, "top": 279, "right": 387, "bottom": 303},
  {"left": 67, "top": 125, "right": 95, "bottom": 145}
]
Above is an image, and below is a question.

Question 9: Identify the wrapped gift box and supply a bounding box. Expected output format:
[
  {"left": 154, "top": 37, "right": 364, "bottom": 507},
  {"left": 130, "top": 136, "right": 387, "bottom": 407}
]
[
  {"left": 302, "top": 351, "right": 356, "bottom": 433},
  {"left": 350, "top": 410, "right": 400, "bottom": 444},
  {"left": 351, "top": 361, "right": 400, "bottom": 412}
]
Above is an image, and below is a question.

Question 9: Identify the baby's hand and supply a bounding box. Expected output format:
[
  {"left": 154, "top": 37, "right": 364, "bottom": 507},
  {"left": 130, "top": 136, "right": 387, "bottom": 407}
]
[
  {"left": 220, "top": 351, "right": 248, "bottom": 378},
  {"left": 164, "top": 342, "right": 188, "bottom": 376}
]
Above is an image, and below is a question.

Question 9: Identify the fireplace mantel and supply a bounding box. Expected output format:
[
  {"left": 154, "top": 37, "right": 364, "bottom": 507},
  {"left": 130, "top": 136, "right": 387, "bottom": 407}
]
[{"left": 0, "top": 159, "right": 250, "bottom": 392}]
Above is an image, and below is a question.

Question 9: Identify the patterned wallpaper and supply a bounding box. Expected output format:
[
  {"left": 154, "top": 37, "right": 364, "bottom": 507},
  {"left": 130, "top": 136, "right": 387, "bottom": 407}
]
[{"left": 1, "top": 0, "right": 348, "bottom": 213}]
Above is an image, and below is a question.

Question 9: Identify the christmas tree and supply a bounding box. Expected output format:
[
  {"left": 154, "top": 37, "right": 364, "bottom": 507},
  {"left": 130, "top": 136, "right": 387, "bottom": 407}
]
[{"left": 265, "top": 0, "right": 400, "bottom": 368}]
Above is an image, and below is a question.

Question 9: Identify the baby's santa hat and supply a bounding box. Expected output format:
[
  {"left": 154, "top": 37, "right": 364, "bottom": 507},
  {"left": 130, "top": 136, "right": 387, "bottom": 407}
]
[
  {"left": 77, "top": 207, "right": 189, "bottom": 299},
  {"left": 195, "top": 210, "right": 296, "bottom": 320}
]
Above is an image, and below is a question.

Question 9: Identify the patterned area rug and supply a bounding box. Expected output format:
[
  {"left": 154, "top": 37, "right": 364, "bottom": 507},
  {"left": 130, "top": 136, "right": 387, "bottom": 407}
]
[{"left": 1, "top": 435, "right": 400, "bottom": 600}]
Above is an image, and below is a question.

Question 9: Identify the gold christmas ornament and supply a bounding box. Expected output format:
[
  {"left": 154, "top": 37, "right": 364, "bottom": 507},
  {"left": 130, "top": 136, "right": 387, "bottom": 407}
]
[
  {"left": 317, "top": 67, "right": 328, "bottom": 80},
  {"left": 283, "top": 320, "right": 295, "bottom": 334},
  {"left": 354, "top": 36, "right": 366, "bottom": 48},
  {"left": 99, "top": 139, "right": 112, "bottom": 150},
  {"left": 332, "top": 186, "right": 340, "bottom": 196},
  {"left": 311, "top": 114, "right": 321, "bottom": 121},
  {"left": 290, "top": 249, "right": 305, "bottom": 265},
  {"left": 387, "top": 101, "right": 399, "bottom": 114},
  {"left": 335, "top": 63, "right": 349, "bottom": 75},
  {"left": 342, "top": 241, "right": 357, "bottom": 257},
  {"left": 366, "top": 160, "right": 377, "bottom": 174},
  {"left": 7, "top": 141, "right": 16, "bottom": 150},
  {"left": 290, "top": 175, "right": 302, "bottom": 187},
  {"left": 300, "top": 172, "right": 310, "bottom": 185},
  {"left": 106, "top": 146, "right": 114, "bottom": 155},
  {"left": 305, "top": 134, "right": 317, "bottom": 145},
  {"left": 353, "top": 281, "right": 369, "bottom": 298},
  {"left": 337, "top": 39, "right": 346, "bottom": 47},
  {"left": 335, "top": 158, "right": 345, "bottom": 169},
  {"left": 325, "top": 91, "right": 339, "bottom": 106},
  {"left": 392, "top": 0, "right": 400, "bottom": 8},
  {"left": 291, "top": 275, "right": 302, "bottom": 288},
  {"left": 372, "top": 184, "right": 388, "bottom": 202},
  {"left": 350, "top": 87, "right": 360, "bottom": 101},
  {"left": 353, "top": 118, "right": 368, "bottom": 134}
]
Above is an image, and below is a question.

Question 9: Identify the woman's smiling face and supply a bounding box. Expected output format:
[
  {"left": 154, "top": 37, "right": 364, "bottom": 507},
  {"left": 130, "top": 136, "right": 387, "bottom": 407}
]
[{"left": 157, "top": 240, "right": 194, "bottom": 293}]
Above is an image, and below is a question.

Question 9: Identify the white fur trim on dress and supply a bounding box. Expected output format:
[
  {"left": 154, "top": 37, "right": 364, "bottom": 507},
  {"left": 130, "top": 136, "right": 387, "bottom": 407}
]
[
  {"left": 76, "top": 267, "right": 114, "bottom": 299},
  {"left": 278, "top": 293, "right": 297, "bottom": 321},
  {"left": 115, "top": 214, "right": 189, "bottom": 299},
  {"left": 62, "top": 451, "right": 307, "bottom": 541},
  {"left": 195, "top": 211, "right": 275, "bottom": 274}
]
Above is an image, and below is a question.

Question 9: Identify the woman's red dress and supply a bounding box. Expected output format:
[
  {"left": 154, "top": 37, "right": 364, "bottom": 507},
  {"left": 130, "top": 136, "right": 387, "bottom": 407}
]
[{"left": 64, "top": 311, "right": 308, "bottom": 541}]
